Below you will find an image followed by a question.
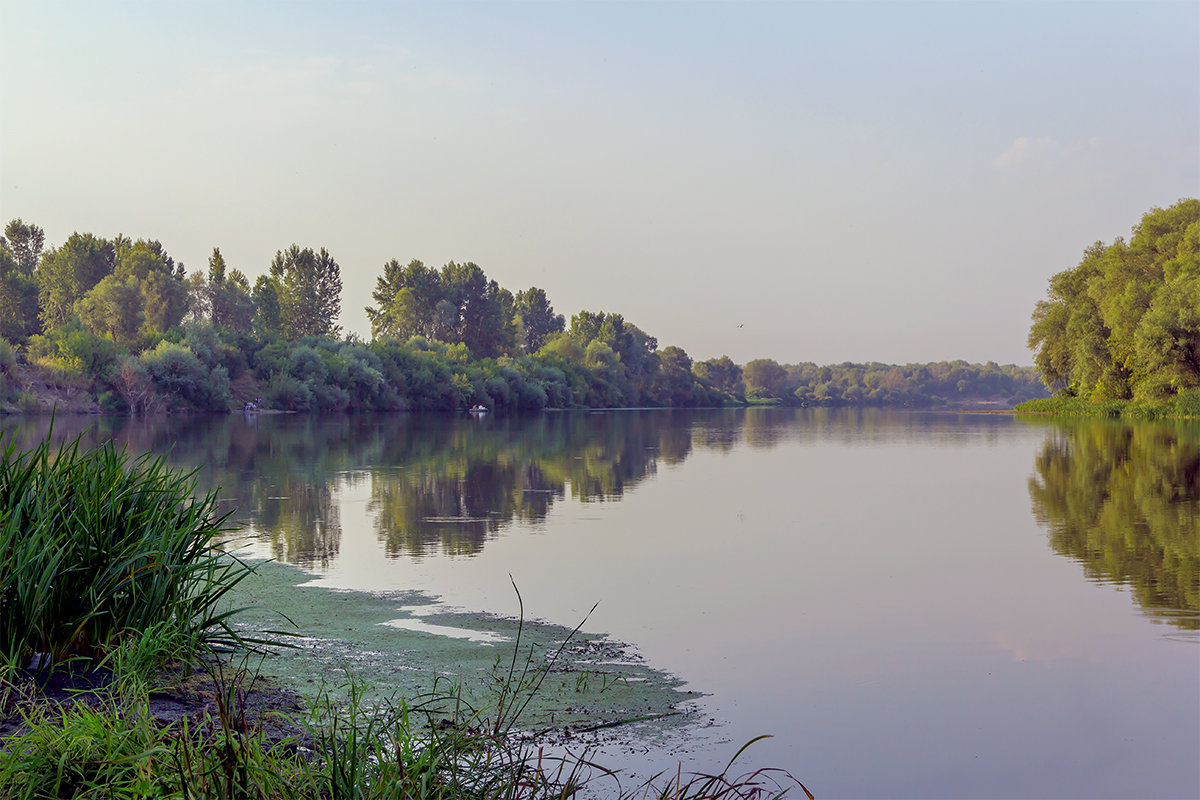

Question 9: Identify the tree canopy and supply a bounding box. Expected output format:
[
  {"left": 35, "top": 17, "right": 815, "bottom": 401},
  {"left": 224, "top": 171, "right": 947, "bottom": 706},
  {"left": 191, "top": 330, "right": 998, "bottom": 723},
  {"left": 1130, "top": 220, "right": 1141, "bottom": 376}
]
[{"left": 1028, "top": 199, "right": 1200, "bottom": 402}]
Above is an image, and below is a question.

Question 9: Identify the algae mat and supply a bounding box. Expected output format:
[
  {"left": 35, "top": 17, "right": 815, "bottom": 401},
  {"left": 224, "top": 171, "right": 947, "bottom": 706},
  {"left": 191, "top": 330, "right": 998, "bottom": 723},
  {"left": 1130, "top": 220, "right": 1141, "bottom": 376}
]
[{"left": 225, "top": 559, "right": 706, "bottom": 750}]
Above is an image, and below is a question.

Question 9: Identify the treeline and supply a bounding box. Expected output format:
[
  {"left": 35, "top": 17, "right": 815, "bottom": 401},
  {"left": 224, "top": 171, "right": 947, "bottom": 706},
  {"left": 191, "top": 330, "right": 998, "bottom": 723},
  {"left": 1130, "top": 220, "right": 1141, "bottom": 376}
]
[
  {"left": 739, "top": 358, "right": 1045, "bottom": 407},
  {"left": 2, "top": 218, "right": 1041, "bottom": 413},
  {"left": 1028, "top": 198, "right": 1200, "bottom": 403}
]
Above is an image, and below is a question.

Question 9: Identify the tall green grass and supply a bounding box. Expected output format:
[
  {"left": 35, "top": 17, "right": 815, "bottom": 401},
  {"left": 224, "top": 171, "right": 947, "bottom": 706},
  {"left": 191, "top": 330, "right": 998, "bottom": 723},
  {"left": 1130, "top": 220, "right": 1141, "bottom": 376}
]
[
  {"left": 0, "top": 426, "right": 255, "bottom": 677},
  {"left": 1, "top": 665, "right": 810, "bottom": 800},
  {"left": 1014, "top": 394, "right": 1200, "bottom": 419}
]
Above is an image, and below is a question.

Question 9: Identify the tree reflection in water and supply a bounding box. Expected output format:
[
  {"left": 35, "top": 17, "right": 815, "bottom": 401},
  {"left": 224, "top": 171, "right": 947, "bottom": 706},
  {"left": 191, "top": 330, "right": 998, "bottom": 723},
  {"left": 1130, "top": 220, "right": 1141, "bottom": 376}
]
[
  {"left": 1027, "top": 419, "right": 1199, "bottom": 629},
  {"left": 16, "top": 409, "right": 1193, "bottom": 625}
]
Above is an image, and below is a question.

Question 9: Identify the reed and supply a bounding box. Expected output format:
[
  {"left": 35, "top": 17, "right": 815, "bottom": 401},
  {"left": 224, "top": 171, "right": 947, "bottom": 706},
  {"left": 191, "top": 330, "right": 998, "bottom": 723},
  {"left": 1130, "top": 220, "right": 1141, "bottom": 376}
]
[{"left": 0, "top": 425, "right": 254, "bottom": 678}]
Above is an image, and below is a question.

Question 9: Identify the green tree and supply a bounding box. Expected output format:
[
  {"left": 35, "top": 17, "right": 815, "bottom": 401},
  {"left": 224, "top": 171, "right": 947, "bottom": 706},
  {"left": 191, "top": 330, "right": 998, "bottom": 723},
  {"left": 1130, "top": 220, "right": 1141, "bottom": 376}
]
[
  {"left": 198, "top": 248, "right": 255, "bottom": 333},
  {"left": 252, "top": 275, "right": 283, "bottom": 338},
  {"left": 37, "top": 232, "right": 115, "bottom": 328},
  {"left": 694, "top": 355, "right": 743, "bottom": 395},
  {"left": 269, "top": 245, "right": 342, "bottom": 338},
  {"left": 514, "top": 287, "right": 565, "bottom": 353},
  {"left": 1133, "top": 272, "right": 1200, "bottom": 398},
  {"left": 367, "top": 259, "right": 443, "bottom": 341},
  {"left": 2, "top": 219, "right": 45, "bottom": 276},
  {"left": 367, "top": 259, "right": 514, "bottom": 357},
  {"left": 1029, "top": 199, "right": 1200, "bottom": 402},
  {"left": 438, "top": 261, "right": 515, "bottom": 357},
  {"left": 656, "top": 345, "right": 696, "bottom": 406},
  {"left": 0, "top": 245, "right": 41, "bottom": 344},
  {"left": 75, "top": 273, "right": 144, "bottom": 348},
  {"left": 743, "top": 358, "right": 787, "bottom": 398}
]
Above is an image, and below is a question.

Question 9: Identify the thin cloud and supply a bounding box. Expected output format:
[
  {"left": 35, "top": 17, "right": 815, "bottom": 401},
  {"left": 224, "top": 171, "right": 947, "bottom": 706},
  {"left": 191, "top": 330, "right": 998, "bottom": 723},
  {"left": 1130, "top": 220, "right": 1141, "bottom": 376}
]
[
  {"left": 992, "top": 136, "right": 1058, "bottom": 168},
  {"left": 991, "top": 136, "right": 1102, "bottom": 169}
]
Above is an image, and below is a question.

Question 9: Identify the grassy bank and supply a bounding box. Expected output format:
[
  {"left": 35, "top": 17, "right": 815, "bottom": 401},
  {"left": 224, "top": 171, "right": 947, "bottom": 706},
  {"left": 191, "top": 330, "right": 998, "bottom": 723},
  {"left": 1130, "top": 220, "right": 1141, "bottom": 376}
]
[
  {"left": 0, "top": 430, "right": 810, "bottom": 799},
  {"left": 1015, "top": 388, "right": 1200, "bottom": 419}
]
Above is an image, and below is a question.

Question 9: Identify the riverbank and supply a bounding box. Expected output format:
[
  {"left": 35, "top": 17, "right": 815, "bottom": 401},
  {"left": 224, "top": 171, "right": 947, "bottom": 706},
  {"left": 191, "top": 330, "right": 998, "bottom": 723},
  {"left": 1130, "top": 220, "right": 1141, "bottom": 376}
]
[
  {"left": 1, "top": 558, "right": 804, "bottom": 800},
  {"left": 1014, "top": 391, "right": 1200, "bottom": 419}
]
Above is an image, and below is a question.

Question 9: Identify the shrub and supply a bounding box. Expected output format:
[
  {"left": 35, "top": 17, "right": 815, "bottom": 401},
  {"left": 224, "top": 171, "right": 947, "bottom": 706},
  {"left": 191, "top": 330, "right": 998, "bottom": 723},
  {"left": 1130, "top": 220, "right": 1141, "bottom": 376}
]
[
  {"left": 141, "top": 341, "right": 232, "bottom": 411},
  {"left": 265, "top": 373, "right": 315, "bottom": 411},
  {"left": 0, "top": 338, "right": 16, "bottom": 376},
  {"left": 0, "top": 430, "right": 252, "bottom": 675},
  {"left": 1174, "top": 387, "right": 1200, "bottom": 417}
]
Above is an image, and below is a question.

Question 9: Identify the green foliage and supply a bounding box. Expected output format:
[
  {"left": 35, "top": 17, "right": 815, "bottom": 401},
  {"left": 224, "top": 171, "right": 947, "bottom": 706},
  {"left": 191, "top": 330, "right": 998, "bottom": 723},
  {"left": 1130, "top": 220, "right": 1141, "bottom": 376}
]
[
  {"left": 1029, "top": 199, "right": 1200, "bottom": 403},
  {"left": 0, "top": 430, "right": 252, "bottom": 675},
  {"left": 1173, "top": 387, "right": 1200, "bottom": 417},
  {"left": 694, "top": 355, "right": 744, "bottom": 396},
  {"left": 0, "top": 242, "right": 41, "bottom": 344},
  {"left": 269, "top": 244, "right": 343, "bottom": 339},
  {"left": 37, "top": 232, "right": 116, "bottom": 329},
  {"left": 252, "top": 273, "right": 284, "bottom": 338},
  {"left": 367, "top": 259, "right": 517, "bottom": 358},
  {"left": 1, "top": 219, "right": 45, "bottom": 277},
  {"left": 513, "top": 287, "right": 565, "bottom": 353},
  {"left": 744, "top": 360, "right": 1046, "bottom": 407},
  {"left": 743, "top": 358, "right": 788, "bottom": 399},
  {"left": 140, "top": 341, "right": 232, "bottom": 411},
  {"left": 75, "top": 273, "right": 145, "bottom": 347},
  {"left": 5, "top": 217, "right": 1057, "bottom": 416},
  {"left": 0, "top": 339, "right": 16, "bottom": 377}
]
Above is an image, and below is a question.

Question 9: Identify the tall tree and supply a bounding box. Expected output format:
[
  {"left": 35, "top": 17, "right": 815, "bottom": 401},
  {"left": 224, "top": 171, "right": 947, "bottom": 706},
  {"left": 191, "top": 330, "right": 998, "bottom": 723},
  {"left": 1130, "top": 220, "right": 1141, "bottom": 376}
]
[
  {"left": 656, "top": 345, "right": 695, "bottom": 406},
  {"left": 514, "top": 287, "right": 564, "bottom": 353},
  {"left": 440, "top": 261, "right": 514, "bottom": 358},
  {"left": 1028, "top": 199, "right": 1199, "bottom": 401},
  {"left": 2, "top": 219, "right": 45, "bottom": 276},
  {"left": 694, "top": 355, "right": 743, "bottom": 395},
  {"left": 367, "top": 259, "right": 515, "bottom": 357},
  {"left": 75, "top": 274, "right": 144, "bottom": 348},
  {"left": 37, "top": 232, "right": 115, "bottom": 328},
  {"left": 199, "top": 248, "right": 255, "bottom": 332},
  {"left": 269, "top": 245, "right": 342, "bottom": 338},
  {"left": 252, "top": 275, "right": 283, "bottom": 338},
  {"left": 743, "top": 358, "right": 788, "bottom": 398},
  {"left": 367, "top": 259, "right": 444, "bottom": 341},
  {"left": 0, "top": 245, "right": 41, "bottom": 343}
]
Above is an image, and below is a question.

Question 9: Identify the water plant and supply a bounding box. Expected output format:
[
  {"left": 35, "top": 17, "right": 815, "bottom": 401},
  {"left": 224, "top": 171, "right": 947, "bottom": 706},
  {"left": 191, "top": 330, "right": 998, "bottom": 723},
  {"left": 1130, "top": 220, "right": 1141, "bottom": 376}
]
[{"left": 0, "top": 425, "right": 256, "bottom": 678}]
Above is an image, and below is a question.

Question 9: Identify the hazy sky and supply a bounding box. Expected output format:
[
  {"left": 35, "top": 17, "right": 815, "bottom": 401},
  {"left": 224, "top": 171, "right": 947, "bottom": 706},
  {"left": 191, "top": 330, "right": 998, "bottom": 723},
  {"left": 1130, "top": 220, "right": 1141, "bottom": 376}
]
[{"left": 2, "top": 1, "right": 1197, "bottom": 366}]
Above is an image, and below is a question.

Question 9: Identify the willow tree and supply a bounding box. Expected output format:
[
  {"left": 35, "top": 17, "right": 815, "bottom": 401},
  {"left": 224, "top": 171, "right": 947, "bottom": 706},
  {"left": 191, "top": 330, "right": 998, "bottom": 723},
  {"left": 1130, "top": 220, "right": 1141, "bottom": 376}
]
[{"left": 1028, "top": 199, "right": 1200, "bottom": 401}]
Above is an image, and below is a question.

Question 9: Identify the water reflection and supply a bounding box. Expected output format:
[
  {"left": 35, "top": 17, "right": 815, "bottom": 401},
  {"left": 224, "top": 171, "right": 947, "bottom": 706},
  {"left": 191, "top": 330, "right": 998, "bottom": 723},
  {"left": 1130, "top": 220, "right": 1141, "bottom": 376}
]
[
  {"left": 9, "top": 410, "right": 1195, "bottom": 619},
  {"left": 6, "top": 411, "right": 720, "bottom": 563},
  {"left": 1026, "top": 418, "right": 1200, "bottom": 630}
]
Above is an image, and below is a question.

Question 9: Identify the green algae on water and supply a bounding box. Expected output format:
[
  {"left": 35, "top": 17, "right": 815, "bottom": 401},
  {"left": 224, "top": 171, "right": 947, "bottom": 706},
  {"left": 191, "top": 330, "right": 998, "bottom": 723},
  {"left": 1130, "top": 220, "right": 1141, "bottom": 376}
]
[{"left": 224, "top": 560, "right": 704, "bottom": 746}]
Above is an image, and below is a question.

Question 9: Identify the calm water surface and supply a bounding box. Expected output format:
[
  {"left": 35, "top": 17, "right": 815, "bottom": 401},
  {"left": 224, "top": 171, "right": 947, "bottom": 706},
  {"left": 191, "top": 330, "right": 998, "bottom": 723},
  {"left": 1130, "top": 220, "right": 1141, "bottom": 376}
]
[{"left": 8, "top": 409, "right": 1198, "bottom": 798}]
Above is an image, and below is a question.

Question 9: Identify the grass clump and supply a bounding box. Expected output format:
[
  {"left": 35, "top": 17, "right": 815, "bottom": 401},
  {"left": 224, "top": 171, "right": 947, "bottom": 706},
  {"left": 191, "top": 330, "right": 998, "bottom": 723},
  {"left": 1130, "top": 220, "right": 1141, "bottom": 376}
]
[
  {"left": 0, "top": 426, "right": 254, "bottom": 678},
  {"left": 1014, "top": 395, "right": 1198, "bottom": 419}
]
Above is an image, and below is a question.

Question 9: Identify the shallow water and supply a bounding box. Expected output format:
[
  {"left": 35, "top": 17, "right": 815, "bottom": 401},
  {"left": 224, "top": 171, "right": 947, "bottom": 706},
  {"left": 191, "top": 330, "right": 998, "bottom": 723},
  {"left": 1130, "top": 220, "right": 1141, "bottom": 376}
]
[{"left": 7, "top": 409, "right": 1197, "bottom": 798}]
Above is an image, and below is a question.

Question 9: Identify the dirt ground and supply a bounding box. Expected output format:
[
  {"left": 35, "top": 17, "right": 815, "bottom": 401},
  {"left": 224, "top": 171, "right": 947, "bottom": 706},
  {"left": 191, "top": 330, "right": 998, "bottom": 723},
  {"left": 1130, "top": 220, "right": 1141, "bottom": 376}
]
[{"left": 1, "top": 659, "right": 309, "bottom": 748}]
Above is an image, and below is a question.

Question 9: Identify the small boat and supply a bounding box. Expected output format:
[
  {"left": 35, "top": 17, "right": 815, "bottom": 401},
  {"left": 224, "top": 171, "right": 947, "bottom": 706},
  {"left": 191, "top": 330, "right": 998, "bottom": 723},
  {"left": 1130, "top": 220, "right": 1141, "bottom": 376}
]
[{"left": 468, "top": 404, "right": 489, "bottom": 414}]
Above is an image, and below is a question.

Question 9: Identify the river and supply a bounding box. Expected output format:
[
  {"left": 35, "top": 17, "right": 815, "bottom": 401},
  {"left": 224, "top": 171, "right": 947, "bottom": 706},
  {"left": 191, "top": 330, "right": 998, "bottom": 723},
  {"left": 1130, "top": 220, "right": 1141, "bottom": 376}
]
[{"left": 5, "top": 409, "right": 1197, "bottom": 798}]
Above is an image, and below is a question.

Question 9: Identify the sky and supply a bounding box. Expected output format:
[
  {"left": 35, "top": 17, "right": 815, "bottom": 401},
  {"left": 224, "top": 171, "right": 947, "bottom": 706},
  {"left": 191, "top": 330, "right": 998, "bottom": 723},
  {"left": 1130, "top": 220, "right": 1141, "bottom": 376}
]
[{"left": 1, "top": 1, "right": 1197, "bottom": 367}]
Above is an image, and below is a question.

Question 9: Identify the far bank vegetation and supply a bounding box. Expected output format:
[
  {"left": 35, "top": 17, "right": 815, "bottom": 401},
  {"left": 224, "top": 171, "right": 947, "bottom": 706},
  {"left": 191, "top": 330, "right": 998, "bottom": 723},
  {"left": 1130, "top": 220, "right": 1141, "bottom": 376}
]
[{"left": 2, "top": 220, "right": 1043, "bottom": 414}]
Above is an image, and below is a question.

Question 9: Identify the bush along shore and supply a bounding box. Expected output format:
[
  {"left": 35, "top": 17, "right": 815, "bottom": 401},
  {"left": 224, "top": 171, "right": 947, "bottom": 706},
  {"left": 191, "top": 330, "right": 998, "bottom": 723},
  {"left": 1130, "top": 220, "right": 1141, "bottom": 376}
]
[
  {"left": 0, "top": 429, "right": 813, "bottom": 799},
  {"left": 1015, "top": 388, "right": 1200, "bottom": 419},
  {"left": 0, "top": 331, "right": 1046, "bottom": 416}
]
